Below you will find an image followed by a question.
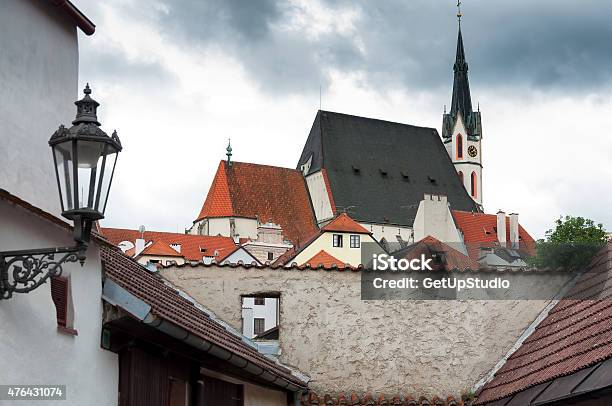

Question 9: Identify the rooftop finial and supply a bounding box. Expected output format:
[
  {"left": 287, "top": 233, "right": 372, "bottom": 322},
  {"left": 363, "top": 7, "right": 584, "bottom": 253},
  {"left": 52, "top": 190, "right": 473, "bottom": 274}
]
[
  {"left": 84, "top": 83, "right": 91, "bottom": 95},
  {"left": 73, "top": 82, "right": 100, "bottom": 125},
  {"left": 457, "top": 0, "right": 462, "bottom": 27},
  {"left": 226, "top": 138, "right": 233, "bottom": 165}
]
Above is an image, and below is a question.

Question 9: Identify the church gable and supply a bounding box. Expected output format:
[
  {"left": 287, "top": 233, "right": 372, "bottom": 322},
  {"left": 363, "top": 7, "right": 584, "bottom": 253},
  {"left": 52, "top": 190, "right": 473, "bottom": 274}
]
[{"left": 297, "top": 110, "right": 479, "bottom": 228}]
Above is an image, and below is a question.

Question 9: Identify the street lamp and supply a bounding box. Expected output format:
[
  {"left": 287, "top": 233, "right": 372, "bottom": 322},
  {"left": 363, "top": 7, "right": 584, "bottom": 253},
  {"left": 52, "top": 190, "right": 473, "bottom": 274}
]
[{"left": 0, "top": 84, "right": 121, "bottom": 300}]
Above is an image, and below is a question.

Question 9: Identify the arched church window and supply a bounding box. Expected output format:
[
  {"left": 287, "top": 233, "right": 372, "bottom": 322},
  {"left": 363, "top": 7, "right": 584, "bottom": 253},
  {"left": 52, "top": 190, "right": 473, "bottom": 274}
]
[
  {"left": 471, "top": 171, "right": 477, "bottom": 198},
  {"left": 458, "top": 171, "right": 464, "bottom": 183},
  {"left": 456, "top": 134, "right": 463, "bottom": 159}
]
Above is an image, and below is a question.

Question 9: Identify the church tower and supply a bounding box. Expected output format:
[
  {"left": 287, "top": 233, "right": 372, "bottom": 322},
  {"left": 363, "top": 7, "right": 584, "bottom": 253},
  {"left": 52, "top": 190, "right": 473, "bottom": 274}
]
[{"left": 442, "top": 4, "right": 483, "bottom": 208}]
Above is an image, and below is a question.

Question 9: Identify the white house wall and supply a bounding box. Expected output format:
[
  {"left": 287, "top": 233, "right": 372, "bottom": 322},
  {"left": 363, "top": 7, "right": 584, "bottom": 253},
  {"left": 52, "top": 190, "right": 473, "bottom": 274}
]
[
  {"left": 0, "top": 200, "right": 118, "bottom": 406},
  {"left": 0, "top": 0, "right": 79, "bottom": 218},
  {"left": 305, "top": 171, "right": 334, "bottom": 223},
  {"left": 360, "top": 222, "right": 413, "bottom": 245},
  {"left": 293, "top": 232, "right": 380, "bottom": 266},
  {"left": 195, "top": 217, "right": 258, "bottom": 240},
  {"left": 242, "top": 297, "right": 278, "bottom": 339}
]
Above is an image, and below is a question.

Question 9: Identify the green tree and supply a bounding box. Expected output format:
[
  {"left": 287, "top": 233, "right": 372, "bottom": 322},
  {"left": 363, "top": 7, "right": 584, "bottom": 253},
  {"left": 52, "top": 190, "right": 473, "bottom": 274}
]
[{"left": 530, "top": 216, "right": 608, "bottom": 270}]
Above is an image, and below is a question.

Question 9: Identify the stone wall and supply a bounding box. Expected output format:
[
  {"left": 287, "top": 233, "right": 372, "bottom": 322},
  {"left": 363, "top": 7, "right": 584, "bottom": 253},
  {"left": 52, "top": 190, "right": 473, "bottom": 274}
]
[{"left": 161, "top": 265, "right": 552, "bottom": 398}]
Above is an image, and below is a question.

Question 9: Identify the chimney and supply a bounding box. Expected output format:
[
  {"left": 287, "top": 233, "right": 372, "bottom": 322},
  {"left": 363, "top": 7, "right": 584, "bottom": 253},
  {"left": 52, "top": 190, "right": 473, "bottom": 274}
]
[
  {"left": 135, "top": 238, "right": 145, "bottom": 256},
  {"left": 509, "top": 213, "right": 519, "bottom": 249},
  {"left": 497, "top": 210, "right": 507, "bottom": 247}
]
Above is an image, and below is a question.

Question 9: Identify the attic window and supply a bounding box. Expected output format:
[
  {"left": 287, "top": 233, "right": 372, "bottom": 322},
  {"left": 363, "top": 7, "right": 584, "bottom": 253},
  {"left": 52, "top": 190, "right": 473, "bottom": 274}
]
[
  {"left": 401, "top": 171, "right": 410, "bottom": 181},
  {"left": 200, "top": 247, "right": 207, "bottom": 253},
  {"left": 351, "top": 165, "right": 360, "bottom": 174},
  {"left": 428, "top": 176, "right": 437, "bottom": 184},
  {"left": 379, "top": 168, "right": 388, "bottom": 177}
]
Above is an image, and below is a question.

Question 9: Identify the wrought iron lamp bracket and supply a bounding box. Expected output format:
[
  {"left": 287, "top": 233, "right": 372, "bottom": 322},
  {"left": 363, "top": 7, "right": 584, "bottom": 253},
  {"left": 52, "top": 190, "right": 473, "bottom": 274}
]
[{"left": 0, "top": 244, "right": 87, "bottom": 300}]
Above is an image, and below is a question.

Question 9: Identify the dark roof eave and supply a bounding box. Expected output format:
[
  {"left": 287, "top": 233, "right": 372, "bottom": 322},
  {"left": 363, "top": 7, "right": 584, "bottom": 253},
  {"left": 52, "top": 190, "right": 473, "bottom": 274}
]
[{"left": 49, "top": 0, "right": 96, "bottom": 35}]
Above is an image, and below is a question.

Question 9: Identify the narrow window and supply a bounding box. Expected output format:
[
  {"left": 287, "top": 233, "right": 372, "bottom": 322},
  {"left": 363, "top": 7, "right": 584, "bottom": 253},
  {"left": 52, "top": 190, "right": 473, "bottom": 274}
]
[
  {"left": 458, "top": 171, "right": 464, "bottom": 183},
  {"left": 50, "top": 276, "right": 68, "bottom": 327},
  {"left": 254, "top": 297, "right": 265, "bottom": 306},
  {"left": 457, "top": 134, "right": 463, "bottom": 159},
  {"left": 350, "top": 235, "right": 360, "bottom": 248},
  {"left": 333, "top": 234, "right": 343, "bottom": 247},
  {"left": 253, "top": 318, "right": 265, "bottom": 335},
  {"left": 267, "top": 252, "right": 274, "bottom": 261},
  {"left": 471, "top": 171, "right": 477, "bottom": 197}
]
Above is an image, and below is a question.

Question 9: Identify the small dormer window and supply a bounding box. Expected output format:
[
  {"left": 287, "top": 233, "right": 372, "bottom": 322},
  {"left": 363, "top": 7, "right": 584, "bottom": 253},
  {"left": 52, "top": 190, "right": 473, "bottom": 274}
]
[
  {"left": 379, "top": 168, "right": 388, "bottom": 177},
  {"left": 333, "top": 234, "right": 343, "bottom": 248},
  {"left": 401, "top": 171, "right": 410, "bottom": 181},
  {"left": 352, "top": 165, "right": 360, "bottom": 174}
]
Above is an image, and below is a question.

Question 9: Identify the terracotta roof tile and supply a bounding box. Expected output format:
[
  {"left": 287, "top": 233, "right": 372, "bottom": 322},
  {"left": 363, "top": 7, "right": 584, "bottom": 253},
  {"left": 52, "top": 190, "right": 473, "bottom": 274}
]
[
  {"left": 100, "top": 245, "right": 307, "bottom": 389},
  {"left": 100, "top": 228, "right": 236, "bottom": 262},
  {"left": 198, "top": 161, "right": 234, "bottom": 217},
  {"left": 304, "top": 250, "right": 348, "bottom": 268},
  {"left": 139, "top": 240, "right": 183, "bottom": 257},
  {"left": 474, "top": 243, "right": 612, "bottom": 404},
  {"left": 301, "top": 392, "right": 463, "bottom": 405},
  {"left": 397, "top": 236, "right": 480, "bottom": 271},
  {"left": 196, "top": 161, "right": 318, "bottom": 245},
  {"left": 451, "top": 210, "right": 535, "bottom": 260},
  {"left": 321, "top": 213, "right": 370, "bottom": 234}
]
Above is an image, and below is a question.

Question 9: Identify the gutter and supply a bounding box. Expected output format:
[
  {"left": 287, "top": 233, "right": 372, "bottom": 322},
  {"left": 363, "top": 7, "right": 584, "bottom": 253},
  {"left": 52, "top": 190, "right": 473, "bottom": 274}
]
[{"left": 103, "top": 279, "right": 307, "bottom": 394}]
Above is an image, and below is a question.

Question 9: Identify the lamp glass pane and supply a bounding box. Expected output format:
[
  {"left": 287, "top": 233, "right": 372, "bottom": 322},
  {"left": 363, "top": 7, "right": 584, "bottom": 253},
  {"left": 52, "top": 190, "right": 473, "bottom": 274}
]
[
  {"left": 75, "top": 139, "right": 105, "bottom": 210},
  {"left": 98, "top": 149, "right": 118, "bottom": 214},
  {"left": 53, "top": 141, "right": 75, "bottom": 212}
]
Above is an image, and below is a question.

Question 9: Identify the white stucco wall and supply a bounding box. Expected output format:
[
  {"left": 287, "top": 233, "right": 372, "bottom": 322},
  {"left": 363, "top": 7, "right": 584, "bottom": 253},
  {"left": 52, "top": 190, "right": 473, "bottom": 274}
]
[
  {"left": 360, "top": 222, "right": 413, "bottom": 244},
  {"left": 0, "top": 0, "right": 79, "bottom": 218},
  {"left": 413, "top": 194, "right": 466, "bottom": 253},
  {"left": 305, "top": 171, "right": 334, "bottom": 223},
  {"left": 162, "top": 265, "right": 551, "bottom": 398},
  {"left": 194, "top": 217, "right": 259, "bottom": 240},
  {"left": 0, "top": 200, "right": 118, "bottom": 405}
]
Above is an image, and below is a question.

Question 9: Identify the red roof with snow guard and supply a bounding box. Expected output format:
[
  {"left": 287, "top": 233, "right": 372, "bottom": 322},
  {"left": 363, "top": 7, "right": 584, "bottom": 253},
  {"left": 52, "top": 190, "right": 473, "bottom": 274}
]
[
  {"left": 196, "top": 160, "right": 318, "bottom": 245},
  {"left": 475, "top": 243, "right": 612, "bottom": 405}
]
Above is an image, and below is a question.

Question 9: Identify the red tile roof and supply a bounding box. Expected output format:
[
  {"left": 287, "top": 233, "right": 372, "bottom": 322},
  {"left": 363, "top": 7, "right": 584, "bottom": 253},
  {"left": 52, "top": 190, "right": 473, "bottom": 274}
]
[
  {"left": 321, "top": 213, "right": 370, "bottom": 234},
  {"left": 302, "top": 392, "right": 463, "bottom": 405},
  {"left": 451, "top": 210, "right": 536, "bottom": 260},
  {"left": 196, "top": 161, "right": 318, "bottom": 245},
  {"left": 100, "top": 228, "right": 237, "bottom": 262},
  {"left": 100, "top": 245, "right": 307, "bottom": 389},
  {"left": 401, "top": 236, "right": 480, "bottom": 271},
  {"left": 138, "top": 240, "right": 183, "bottom": 258},
  {"left": 474, "top": 243, "right": 612, "bottom": 404},
  {"left": 304, "top": 250, "right": 347, "bottom": 268}
]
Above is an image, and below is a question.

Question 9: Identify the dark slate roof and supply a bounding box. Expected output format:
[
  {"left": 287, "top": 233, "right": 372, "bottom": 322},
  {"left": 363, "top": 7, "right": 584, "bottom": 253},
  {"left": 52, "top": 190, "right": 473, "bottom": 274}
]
[{"left": 297, "top": 110, "right": 479, "bottom": 227}]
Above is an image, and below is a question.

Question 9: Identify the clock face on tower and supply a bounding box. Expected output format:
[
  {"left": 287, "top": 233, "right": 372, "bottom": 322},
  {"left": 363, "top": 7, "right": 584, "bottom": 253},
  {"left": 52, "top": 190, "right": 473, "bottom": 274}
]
[{"left": 468, "top": 145, "right": 478, "bottom": 158}]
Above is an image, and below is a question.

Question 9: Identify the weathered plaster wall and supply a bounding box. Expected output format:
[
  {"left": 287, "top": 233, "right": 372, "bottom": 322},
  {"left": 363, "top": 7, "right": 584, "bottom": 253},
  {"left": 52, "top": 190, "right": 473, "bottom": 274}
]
[{"left": 161, "top": 265, "right": 550, "bottom": 398}]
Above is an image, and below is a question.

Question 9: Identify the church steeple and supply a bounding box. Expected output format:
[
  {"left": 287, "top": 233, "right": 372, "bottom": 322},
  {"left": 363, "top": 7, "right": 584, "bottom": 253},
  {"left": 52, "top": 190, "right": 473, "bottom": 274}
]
[
  {"left": 442, "top": 2, "right": 484, "bottom": 209},
  {"left": 450, "top": 27, "right": 473, "bottom": 120}
]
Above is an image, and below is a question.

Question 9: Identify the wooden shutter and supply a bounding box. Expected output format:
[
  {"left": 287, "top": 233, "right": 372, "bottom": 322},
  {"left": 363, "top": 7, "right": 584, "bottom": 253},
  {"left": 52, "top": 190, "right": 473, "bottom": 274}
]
[{"left": 50, "top": 276, "right": 68, "bottom": 327}]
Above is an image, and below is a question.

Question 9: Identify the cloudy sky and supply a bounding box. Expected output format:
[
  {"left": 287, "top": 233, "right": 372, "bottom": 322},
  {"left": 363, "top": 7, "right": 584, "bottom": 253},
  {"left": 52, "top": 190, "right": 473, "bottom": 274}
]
[{"left": 76, "top": 0, "right": 612, "bottom": 238}]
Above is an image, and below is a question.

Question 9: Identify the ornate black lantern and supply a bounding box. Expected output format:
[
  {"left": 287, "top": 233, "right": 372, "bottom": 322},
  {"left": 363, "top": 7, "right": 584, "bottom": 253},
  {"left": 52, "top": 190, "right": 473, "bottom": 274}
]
[
  {"left": 0, "top": 84, "right": 121, "bottom": 299},
  {"left": 49, "top": 84, "right": 122, "bottom": 242}
]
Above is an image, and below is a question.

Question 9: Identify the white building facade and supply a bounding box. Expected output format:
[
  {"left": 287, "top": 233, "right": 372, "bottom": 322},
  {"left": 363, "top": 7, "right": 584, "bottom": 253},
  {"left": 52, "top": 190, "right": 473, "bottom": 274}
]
[{"left": 0, "top": 2, "right": 119, "bottom": 404}]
